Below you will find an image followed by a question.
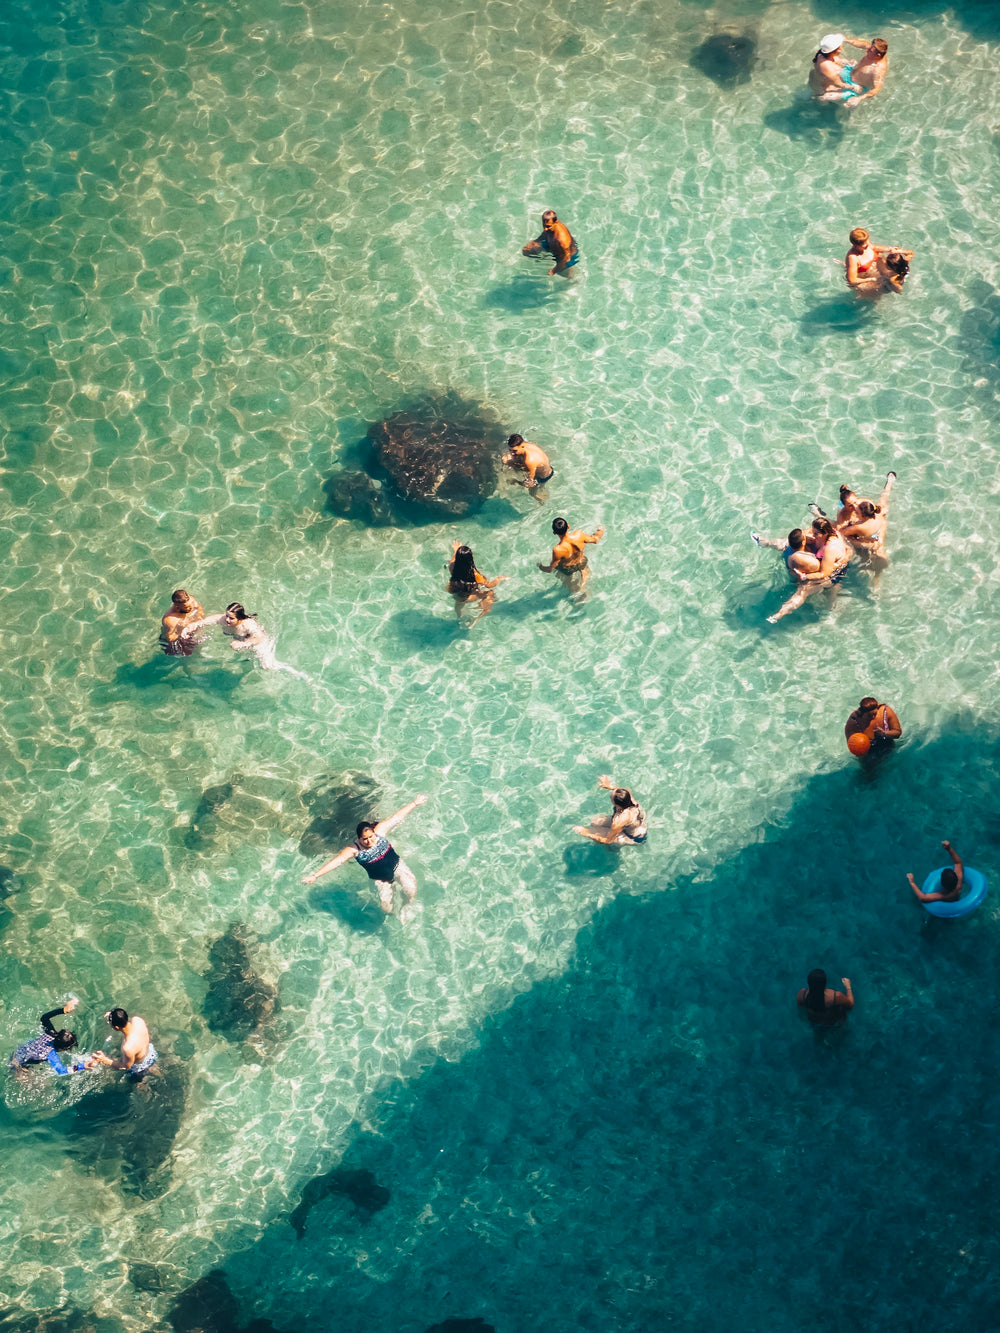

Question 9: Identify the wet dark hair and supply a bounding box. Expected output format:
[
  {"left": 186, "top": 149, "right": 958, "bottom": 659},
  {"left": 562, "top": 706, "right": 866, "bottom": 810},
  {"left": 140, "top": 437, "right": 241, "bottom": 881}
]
[
  {"left": 450, "top": 545, "right": 478, "bottom": 587},
  {"left": 53, "top": 1029, "right": 78, "bottom": 1051},
  {"left": 356, "top": 821, "right": 377, "bottom": 840},
  {"left": 858, "top": 696, "right": 879, "bottom": 712},
  {"left": 885, "top": 252, "right": 909, "bottom": 277},
  {"left": 787, "top": 529, "right": 808, "bottom": 550},
  {"left": 226, "top": 602, "right": 249, "bottom": 620},
  {"left": 941, "top": 868, "right": 958, "bottom": 893},
  {"left": 171, "top": 589, "right": 192, "bottom": 606},
  {"left": 506, "top": 434, "right": 524, "bottom": 448},
  {"left": 806, "top": 969, "right": 827, "bottom": 1012},
  {"left": 552, "top": 517, "right": 568, "bottom": 537},
  {"left": 857, "top": 500, "right": 879, "bottom": 519},
  {"left": 108, "top": 1008, "right": 128, "bottom": 1030},
  {"left": 839, "top": 485, "right": 856, "bottom": 504},
  {"left": 612, "top": 788, "right": 635, "bottom": 809},
  {"left": 812, "top": 516, "right": 835, "bottom": 539}
]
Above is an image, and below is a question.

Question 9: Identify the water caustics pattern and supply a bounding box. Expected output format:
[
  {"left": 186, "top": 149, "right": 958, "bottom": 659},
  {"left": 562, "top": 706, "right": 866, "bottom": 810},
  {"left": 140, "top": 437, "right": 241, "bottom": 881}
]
[{"left": 1, "top": 0, "right": 1000, "bottom": 1329}]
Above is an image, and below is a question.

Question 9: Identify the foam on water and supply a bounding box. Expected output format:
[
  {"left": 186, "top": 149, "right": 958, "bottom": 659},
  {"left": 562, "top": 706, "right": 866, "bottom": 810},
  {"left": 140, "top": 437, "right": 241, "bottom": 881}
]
[{"left": 1, "top": 0, "right": 1000, "bottom": 1328}]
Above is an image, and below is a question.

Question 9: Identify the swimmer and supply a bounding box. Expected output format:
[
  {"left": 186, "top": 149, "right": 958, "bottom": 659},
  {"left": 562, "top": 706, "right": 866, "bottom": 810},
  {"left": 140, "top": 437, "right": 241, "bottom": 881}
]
[
  {"left": 797, "top": 970, "right": 854, "bottom": 1025},
  {"left": 844, "top": 696, "right": 902, "bottom": 749},
  {"left": 808, "top": 33, "right": 867, "bottom": 102},
  {"left": 91, "top": 1008, "right": 157, "bottom": 1079},
  {"left": 447, "top": 543, "right": 507, "bottom": 625},
  {"left": 573, "top": 775, "right": 647, "bottom": 845},
  {"left": 877, "top": 251, "right": 910, "bottom": 293},
  {"left": 907, "top": 840, "right": 964, "bottom": 904},
  {"left": 522, "top": 209, "right": 579, "bottom": 276},
  {"left": 751, "top": 527, "right": 830, "bottom": 623},
  {"left": 159, "top": 589, "right": 205, "bottom": 657},
  {"left": 539, "top": 516, "right": 605, "bottom": 596},
  {"left": 181, "top": 602, "right": 278, "bottom": 670},
  {"left": 502, "top": 435, "right": 554, "bottom": 500},
  {"left": 845, "top": 228, "right": 914, "bottom": 291},
  {"left": 839, "top": 472, "right": 896, "bottom": 564},
  {"left": 302, "top": 795, "right": 427, "bottom": 914},
  {"left": 8, "top": 998, "right": 93, "bottom": 1076},
  {"left": 845, "top": 38, "right": 889, "bottom": 105}
]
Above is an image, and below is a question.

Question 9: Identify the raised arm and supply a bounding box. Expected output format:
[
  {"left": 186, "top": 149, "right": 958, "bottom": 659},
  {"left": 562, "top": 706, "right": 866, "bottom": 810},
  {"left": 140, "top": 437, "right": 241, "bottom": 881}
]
[
  {"left": 375, "top": 794, "right": 427, "bottom": 837},
  {"left": 302, "top": 845, "right": 358, "bottom": 884},
  {"left": 943, "top": 840, "right": 963, "bottom": 882},
  {"left": 40, "top": 999, "right": 76, "bottom": 1037}
]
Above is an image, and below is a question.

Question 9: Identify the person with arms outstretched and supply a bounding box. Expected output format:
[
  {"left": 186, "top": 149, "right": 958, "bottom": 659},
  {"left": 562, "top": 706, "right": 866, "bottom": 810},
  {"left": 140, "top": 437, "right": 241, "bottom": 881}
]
[
  {"left": 539, "top": 517, "right": 605, "bottom": 596},
  {"left": 302, "top": 795, "right": 427, "bottom": 914}
]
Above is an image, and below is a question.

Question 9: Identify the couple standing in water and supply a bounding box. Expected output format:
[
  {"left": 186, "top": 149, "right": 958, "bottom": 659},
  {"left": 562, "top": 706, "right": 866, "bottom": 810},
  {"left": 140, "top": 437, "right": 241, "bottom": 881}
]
[
  {"left": 753, "top": 472, "right": 895, "bottom": 623},
  {"left": 809, "top": 33, "right": 889, "bottom": 105},
  {"left": 160, "top": 590, "right": 278, "bottom": 670}
]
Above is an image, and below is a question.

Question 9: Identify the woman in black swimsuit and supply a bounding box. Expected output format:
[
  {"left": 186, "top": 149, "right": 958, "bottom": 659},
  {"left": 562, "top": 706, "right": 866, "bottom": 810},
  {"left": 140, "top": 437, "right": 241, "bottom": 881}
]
[{"left": 796, "top": 969, "right": 854, "bottom": 1025}]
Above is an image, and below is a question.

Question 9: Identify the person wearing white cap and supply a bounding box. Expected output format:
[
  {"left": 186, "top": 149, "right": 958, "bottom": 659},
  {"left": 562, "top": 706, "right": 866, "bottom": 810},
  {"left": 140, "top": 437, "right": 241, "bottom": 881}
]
[{"left": 808, "top": 32, "right": 869, "bottom": 102}]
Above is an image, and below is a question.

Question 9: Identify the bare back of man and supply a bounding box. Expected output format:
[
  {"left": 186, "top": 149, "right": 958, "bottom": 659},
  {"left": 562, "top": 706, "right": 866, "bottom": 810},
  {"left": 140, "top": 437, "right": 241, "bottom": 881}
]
[{"left": 539, "top": 518, "right": 604, "bottom": 595}]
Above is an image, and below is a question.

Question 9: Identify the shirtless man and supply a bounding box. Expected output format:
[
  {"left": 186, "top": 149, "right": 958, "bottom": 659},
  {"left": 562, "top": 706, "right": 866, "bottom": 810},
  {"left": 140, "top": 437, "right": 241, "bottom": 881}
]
[
  {"left": 847, "top": 38, "right": 889, "bottom": 105},
  {"left": 91, "top": 1007, "right": 157, "bottom": 1079},
  {"left": 522, "top": 210, "right": 579, "bottom": 276},
  {"left": 908, "top": 840, "right": 964, "bottom": 905},
  {"left": 752, "top": 527, "right": 830, "bottom": 623},
  {"left": 159, "top": 589, "right": 204, "bottom": 657},
  {"left": 539, "top": 517, "right": 604, "bottom": 594},
  {"left": 502, "top": 434, "right": 554, "bottom": 500},
  {"left": 808, "top": 33, "right": 867, "bottom": 101}
]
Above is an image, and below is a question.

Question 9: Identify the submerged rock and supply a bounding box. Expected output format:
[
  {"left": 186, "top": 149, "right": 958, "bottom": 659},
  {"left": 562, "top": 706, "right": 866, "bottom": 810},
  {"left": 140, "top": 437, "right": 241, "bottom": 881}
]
[
  {"left": 367, "top": 409, "right": 502, "bottom": 517},
  {"left": 323, "top": 469, "right": 395, "bottom": 525},
  {"left": 289, "top": 1165, "right": 390, "bottom": 1238},
  {"left": 167, "top": 1269, "right": 288, "bottom": 1333},
  {"left": 299, "top": 770, "right": 382, "bottom": 858},
  {"left": 691, "top": 31, "right": 757, "bottom": 86},
  {"left": 202, "top": 923, "right": 279, "bottom": 1043}
]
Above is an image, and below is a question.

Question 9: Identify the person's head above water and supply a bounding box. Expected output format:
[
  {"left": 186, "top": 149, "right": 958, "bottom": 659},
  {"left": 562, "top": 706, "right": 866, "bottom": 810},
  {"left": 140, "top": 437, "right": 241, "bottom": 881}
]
[
  {"left": 541, "top": 210, "right": 558, "bottom": 229},
  {"left": 552, "top": 517, "right": 569, "bottom": 537},
  {"left": 811, "top": 516, "right": 836, "bottom": 539},
  {"left": 225, "top": 602, "right": 256, "bottom": 623},
  {"left": 941, "top": 868, "right": 959, "bottom": 893},
  {"left": 106, "top": 1008, "right": 128, "bottom": 1031},
  {"left": 868, "top": 37, "right": 888, "bottom": 59},
  {"left": 787, "top": 528, "right": 809, "bottom": 551},
  {"left": 885, "top": 251, "right": 909, "bottom": 277},
  {"left": 171, "top": 589, "right": 194, "bottom": 608},
  {"left": 53, "top": 1028, "right": 78, "bottom": 1051},
  {"left": 356, "top": 821, "right": 378, "bottom": 848},
  {"left": 506, "top": 434, "right": 525, "bottom": 450},
  {"left": 451, "top": 545, "right": 478, "bottom": 584},
  {"left": 839, "top": 485, "right": 859, "bottom": 507},
  {"left": 611, "top": 787, "right": 636, "bottom": 809},
  {"left": 818, "top": 34, "right": 844, "bottom": 55},
  {"left": 806, "top": 968, "right": 827, "bottom": 1009},
  {"left": 849, "top": 227, "right": 870, "bottom": 248},
  {"left": 857, "top": 499, "right": 880, "bottom": 519}
]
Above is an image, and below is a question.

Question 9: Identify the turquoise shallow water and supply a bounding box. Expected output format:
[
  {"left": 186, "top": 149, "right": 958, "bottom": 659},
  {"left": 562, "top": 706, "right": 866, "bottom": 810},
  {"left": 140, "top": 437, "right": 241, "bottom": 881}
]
[{"left": 2, "top": 0, "right": 1000, "bottom": 1329}]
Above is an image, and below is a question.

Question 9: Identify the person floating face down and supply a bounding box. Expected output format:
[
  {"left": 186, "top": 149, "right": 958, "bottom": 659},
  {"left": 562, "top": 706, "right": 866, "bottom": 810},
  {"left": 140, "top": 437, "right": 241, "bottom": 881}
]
[{"left": 522, "top": 210, "right": 579, "bottom": 276}]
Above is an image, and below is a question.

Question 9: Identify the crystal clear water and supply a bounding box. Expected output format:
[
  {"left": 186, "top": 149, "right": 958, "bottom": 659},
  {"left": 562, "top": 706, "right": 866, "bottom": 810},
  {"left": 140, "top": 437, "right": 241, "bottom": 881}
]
[{"left": 2, "top": 0, "right": 999, "bottom": 1328}]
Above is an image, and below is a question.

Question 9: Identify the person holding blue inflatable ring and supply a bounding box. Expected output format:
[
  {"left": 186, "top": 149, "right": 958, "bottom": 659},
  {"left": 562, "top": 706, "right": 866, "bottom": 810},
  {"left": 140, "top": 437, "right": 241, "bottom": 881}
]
[{"left": 906, "top": 839, "right": 990, "bottom": 920}]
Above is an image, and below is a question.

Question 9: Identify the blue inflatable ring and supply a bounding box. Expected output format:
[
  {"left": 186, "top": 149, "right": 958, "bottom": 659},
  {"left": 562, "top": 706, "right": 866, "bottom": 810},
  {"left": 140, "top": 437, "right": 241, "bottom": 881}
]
[{"left": 921, "top": 865, "right": 988, "bottom": 918}]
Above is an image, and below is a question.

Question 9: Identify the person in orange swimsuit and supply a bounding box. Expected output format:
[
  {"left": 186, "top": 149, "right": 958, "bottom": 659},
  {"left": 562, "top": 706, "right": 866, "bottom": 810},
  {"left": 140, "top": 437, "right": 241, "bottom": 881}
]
[{"left": 845, "top": 227, "right": 914, "bottom": 291}]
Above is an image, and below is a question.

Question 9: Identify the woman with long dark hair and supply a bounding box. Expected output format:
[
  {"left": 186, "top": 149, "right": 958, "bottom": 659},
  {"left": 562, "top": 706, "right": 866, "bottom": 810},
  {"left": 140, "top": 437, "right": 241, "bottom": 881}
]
[
  {"left": 797, "top": 969, "right": 854, "bottom": 1025},
  {"left": 182, "top": 601, "right": 277, "bottom": 668},
  {"left": 447, "top": 543, "right": 507, "bottom": 624},
  {"left": 574, "top": 775, "right": 647, "bottom": 845}
]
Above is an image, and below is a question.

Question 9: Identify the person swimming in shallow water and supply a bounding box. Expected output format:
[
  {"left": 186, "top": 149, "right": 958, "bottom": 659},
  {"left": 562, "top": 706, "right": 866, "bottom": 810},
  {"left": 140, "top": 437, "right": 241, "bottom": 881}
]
[
  {"left": 837, "top": 472, "right": 896, "bottom": 566},
  {"left": 808, "top": 33, "right": 867, "bottom": 102},
  {"left": 539, "top": 516, "right": 605, "bottom": 597},
  {"left": 750, "top": 527, "right": 831, "bottom": 623},
  {"left": 302, "top": 795, "right": 427, "bottom": 915},
  {"left": 8, "top": 997, "right": 93, "bottom": 1076},
  {"left": 91, "top": 1007, "right": 157, "bottom": 1079},
  {"left": 502, "top": 434, "right": 554, "bottom": 500},
  {"left": 522, "top": 210, "right": 579, "bottom": 276},
  {"left": 573, "top": 776, "right": 647, "bottom": 845},
  {"left": 447, "top": 543, "right": 507, "bottom": 624},
  {"left": 181, "top": 602, "right": 278, "bottom": 669},
  {"left": 845, "top": 228, "right": 914, "bottom": 292},
  {"left": 797, "top": 970, "right": 854, "bottom": 1025},
  {"left": 159, "top": 589, "right": 204, "bottom": 657}
]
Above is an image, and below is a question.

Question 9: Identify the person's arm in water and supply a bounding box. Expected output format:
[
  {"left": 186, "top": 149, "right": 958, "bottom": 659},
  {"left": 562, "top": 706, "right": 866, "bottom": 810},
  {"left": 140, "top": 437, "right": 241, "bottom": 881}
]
[
  {"left": 40, "top": 998, "right": 77, "bottom": 1036},
  {"left": 834, "top": 978, "right": 855, "bottom": 1009},
  {"left": 522, "top": 231, "right": 546, "bottom": 256},
  {"left": 302, "top": 844, "right": 359, "bottom": 884},
  {"left": 375, "top": 794, "right": 427, "bottom": 837},
  {"left": 877, "top": 704, "right": 902, "bottom": 740},
  {"left": 181, "top": 612, "right": 227, "bottom": 636}
]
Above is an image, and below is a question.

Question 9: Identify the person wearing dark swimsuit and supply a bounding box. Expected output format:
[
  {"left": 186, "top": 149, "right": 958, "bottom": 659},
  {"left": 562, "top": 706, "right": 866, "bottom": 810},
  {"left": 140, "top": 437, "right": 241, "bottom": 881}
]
[
  {"left": 502, "top": 435, "right": 554, "bottom": 500},
  {"left": 447, "top": 544, "right": 507, "bottom": 624},
  {"left": 797, "top": 970, "right": 854, "bottom": 1025},
  {"left": 574, "top": 775, "right": 648, "bottom": 845},
  {"left": 302, "top": 795, "right": 427, "bottom": 914},
  {"left": 8, "top": 998, "right": 92, "bottom": 1075}
]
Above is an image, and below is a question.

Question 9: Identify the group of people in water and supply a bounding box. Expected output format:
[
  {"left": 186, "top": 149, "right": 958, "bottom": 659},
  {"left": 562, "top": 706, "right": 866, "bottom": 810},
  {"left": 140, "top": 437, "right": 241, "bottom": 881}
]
[
  {"left": 809, "top": 32, "right": 889, "bottom": 105},
  {"left": 9, "top": 998, "right": 156, "bottom": 1081},
  {"left": 752, "top": 471, "right": 896, "bottom": 622}
]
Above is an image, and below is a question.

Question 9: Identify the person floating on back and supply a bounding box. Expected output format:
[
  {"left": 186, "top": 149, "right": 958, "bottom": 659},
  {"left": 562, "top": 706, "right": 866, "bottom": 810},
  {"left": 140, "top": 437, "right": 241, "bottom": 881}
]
[
  {"left": 522, "top": 210, "right": 579, "bottom": 276},
  {"left": 302, "top": 795, "right": 427, "bottom": 915},
  {"left": 907, "top": 840, "right": 964, "bottom": 905},
  {"left": 797, "top": 969, "right": 854, "bottom": 1025}
]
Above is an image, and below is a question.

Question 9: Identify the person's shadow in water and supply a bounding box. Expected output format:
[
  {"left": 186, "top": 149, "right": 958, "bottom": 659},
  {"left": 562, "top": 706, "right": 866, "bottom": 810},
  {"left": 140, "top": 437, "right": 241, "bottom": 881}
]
[
  {"left": 307, "top": 883, "right": 385, "bottom": 935},
  {"left": 763, "top": 98, "right": 848, "bottom": 147},
  {"left": 482, "top": 272, "right": 563, "bottom": 313},
  {"left": 799, "top": 292, "right": 877, "bottom": 337}
]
